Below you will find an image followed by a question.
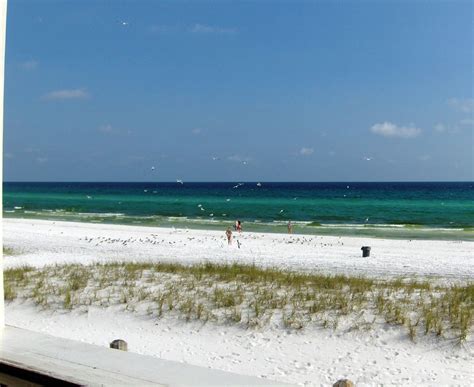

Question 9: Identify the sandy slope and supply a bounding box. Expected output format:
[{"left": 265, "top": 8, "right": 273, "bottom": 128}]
[
  {"left": 7, "top": 303, "right": 473, "bottom": 386},
  {"left": 3, "top": 218, "right": 474, "bottom": 386}
]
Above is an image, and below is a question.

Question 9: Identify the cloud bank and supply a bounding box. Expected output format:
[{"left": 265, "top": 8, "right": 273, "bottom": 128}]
[
  {"left": 299, "top": 147, "right": 314, "bottom": 156},
  {"left": 370, "top": 122, "right": 421, "bottom": 138},
  {"left": 42, "top": 88, "right": 90, "bottom": 100},
  {"left": 189, "top": 24, "right": 237, "bottom": 34},
  {"left": 20, "top": 60, "right": 38, "bottom": 70},
  {"left": 447, "top": 98, "right": 474, "bottom": 113}
]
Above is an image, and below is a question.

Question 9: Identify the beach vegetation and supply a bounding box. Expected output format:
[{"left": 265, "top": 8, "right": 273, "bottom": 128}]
[
  {"left": 3, "top": 246, "right": 17, "bottom": 256},
  {"left": 4, "top": 262, "right": 473, "bottom": 344}
]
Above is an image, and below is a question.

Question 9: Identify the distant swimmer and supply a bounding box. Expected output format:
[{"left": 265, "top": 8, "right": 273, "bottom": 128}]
[{"left": 226, "top": 227, "right": 233, "bottom": 245}]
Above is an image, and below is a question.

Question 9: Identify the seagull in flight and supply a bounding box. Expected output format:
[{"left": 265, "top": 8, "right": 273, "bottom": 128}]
[
  {"left": 363, "top": 157, "right": 373, "bottom": 161},
  {"left": 177, "top": 179, "right": 184, "bottom": 184},
  {"left": 212, "top": 156, "right": 220, "bottom": 161}
]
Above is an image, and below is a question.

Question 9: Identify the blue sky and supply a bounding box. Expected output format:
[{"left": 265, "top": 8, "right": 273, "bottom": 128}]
[{"left": 4, "top": 0, "right": 473, "bottom": 182}]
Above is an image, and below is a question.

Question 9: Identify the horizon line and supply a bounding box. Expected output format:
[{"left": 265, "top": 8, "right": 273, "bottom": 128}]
[{"left": 4, "top": 180, "right": 474, "bottom": 184}]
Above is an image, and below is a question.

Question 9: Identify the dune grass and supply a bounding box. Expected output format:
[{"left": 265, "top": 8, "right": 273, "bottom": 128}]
[
  {"left": 4, "top": 261, "right": 473, "bottom": 343},
  {"left": 3, "top": 246, "right": 17, "bottom": 256}
]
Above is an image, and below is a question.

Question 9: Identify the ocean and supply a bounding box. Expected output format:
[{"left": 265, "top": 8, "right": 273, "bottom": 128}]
[{"left": 3, "top": 182, "right": 474, "bottom": 240}]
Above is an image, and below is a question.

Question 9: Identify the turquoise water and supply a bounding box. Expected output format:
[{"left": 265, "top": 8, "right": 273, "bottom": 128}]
[{"left": 3, "top": 182, "right": 474, "bottom": 240}]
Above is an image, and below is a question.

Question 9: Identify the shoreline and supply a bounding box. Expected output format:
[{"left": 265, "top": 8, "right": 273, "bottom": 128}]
[{"left": 4, "top": 213, "right": 474, "bottom": 242}]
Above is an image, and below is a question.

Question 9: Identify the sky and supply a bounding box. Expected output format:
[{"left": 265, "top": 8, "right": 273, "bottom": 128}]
[{"left": 3, "top": 0, "right": 473, "bottom": 182}]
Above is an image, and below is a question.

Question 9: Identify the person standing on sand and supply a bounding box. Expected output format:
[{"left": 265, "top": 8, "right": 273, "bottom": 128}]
[
  {"left": 287, "top": 220, "right": 293, "bottom": 234},
  {"left": 226, "top": 227, "right": 233, "bottom": 245},
  {"left": 237, "top": 220, "right": 242, "bottom": 233}
]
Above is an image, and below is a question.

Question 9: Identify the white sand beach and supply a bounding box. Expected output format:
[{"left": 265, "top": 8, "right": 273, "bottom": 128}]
[
  {"left": 4, "top": 218, "right": 474, "bottom": 386},
  {"left": 4, "top": 219, "right": 474, "bottom": 280}
]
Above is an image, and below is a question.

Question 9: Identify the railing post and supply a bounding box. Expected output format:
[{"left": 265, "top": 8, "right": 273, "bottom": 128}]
[{"left": 0, "top": 0, "right": 8, "bottom": 329}]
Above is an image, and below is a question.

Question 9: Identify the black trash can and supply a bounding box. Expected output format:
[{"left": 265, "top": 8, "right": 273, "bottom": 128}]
[{"left": 361, "top": 246, "right": 371, "bottom": 257}]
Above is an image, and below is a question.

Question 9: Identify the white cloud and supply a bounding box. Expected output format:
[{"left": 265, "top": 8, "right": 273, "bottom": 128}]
[
  {"left": 42, "top": 88, "right": 90, "bottom": 100},
  {"left": 4, "top": 153, "right": 14, "bottom": 159},
  {"left": 191, "top": 128, "right": 202, "bottom": 135},
  {"left": 190, "top": 24, "right": 237, "bottom": 34},
  {"left": 149, "top": 24, "right": 237, "bottom": 35},
  {"left": 460, "top": 118, "right": 474, "bottom": 126},
  {"left": 299, "top": 147, "right": 314, "bottom": 156},
  {"left": 418, "top": 154, "right": 431, "bottom": 162},
  {"left": 434, "top": 122, "right": 460, "bottom": 134},
  {"left": 98, "top": 124, "right": 113, "bottom": 133},
  {"left": 370, "top": 121, "right": 421, "bottom": 138},
  {"left": 36, "top": 157, "right": 48, "bottom": 163},
  {"left": 24, "top": 147, "right": 40, "bottom": 154},
  {"left": 447, "top": 98, "right": 474, "bottom": 113},
  {"left": 20, "top": 60, "right": 38, "bottom": 70},
  {"left": 227, "top": 155, "right": 251, "bottom": 163}
]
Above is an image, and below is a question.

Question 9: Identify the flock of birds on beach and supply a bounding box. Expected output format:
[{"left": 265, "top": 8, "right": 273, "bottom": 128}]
[{"left": 78, "top": 232, "right": 346, "bottom": 250}]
